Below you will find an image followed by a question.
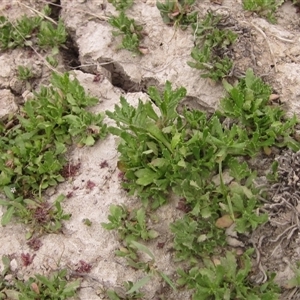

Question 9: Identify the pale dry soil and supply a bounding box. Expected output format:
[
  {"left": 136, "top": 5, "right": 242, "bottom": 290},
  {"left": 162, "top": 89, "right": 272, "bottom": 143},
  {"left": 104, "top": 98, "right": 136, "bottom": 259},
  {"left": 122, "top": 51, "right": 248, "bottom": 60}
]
[{"left": 1, "top": 0, "right": 300, "bottom": 299}]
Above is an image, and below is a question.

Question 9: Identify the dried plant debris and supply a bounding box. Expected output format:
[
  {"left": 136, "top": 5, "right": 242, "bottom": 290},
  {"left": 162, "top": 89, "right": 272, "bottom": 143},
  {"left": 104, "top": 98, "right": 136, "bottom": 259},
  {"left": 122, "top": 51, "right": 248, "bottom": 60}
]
[
  {"left": 268, "top": 150, "right": 300, "bottom": 216},
  {"left": 254, "top": 150, "right": 300, "bottom": 262},
  {"left": 273, "top": 150, "right": 300, "bottom": 192}
]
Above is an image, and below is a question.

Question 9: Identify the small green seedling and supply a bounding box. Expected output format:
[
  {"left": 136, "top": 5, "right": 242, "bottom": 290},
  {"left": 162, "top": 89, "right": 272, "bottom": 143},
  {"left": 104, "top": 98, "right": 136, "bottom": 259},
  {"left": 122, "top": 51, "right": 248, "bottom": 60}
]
[
  {"left": 0, "top": 5, "right": 67, "bottom": 50},
  {"left": 0, "top": 255, "right": 80, "bottom": 299},
  {"left": 0, "top": 188, "right": 71, "bottom": 238},
  {"left": 115, "top": 241, "right": 176, "bottom": 295},
  {"left": 0, "top": 72, "right": 107, "bottom": 195},
  {"left": 0, "top": 255, "right": 12, "bottom": 299},
  {"left": 15, "top": 269, "right": 80, "bottom": 300},
  {"left": 170, "top": 214, "right": 227, "bottom": 263},
  {"left": 108, "top": 0, "right": 134, "bottom": 11},
  {"left": 46, "top": 55, "right": 59, "bottom": 67},
  {"left": 156, "top": 0, "right": 197, "bottom": 29},
  {"left": 83, "top": 218, "right": 92, "bottom": 226},
  {"left": 101, "top": 204, "right": 159, "bottom": 244},
  {"left": 37, "top": 19, "right": 67, "bottom": 49},
  {"left": 285, "top": 261, "right": 300, "bottom": 289},
  {"left": 242, "top": 0, "right": 284, "bottom": 23},
  {"left": 219, "top": 68, "right": 300, "bottom": 151},
  {"left": 17, "top": 66, "right": 34, "bottom": 81},
  {"left": 106, "top": 281, "right": 144, "bottom": 299},
  {"left": 109, "top": 12, "right": 144, "bottom": 53},
  {"left": 177, "top": 249, "right": 280, "bottom": 299},
  {"left": 218, "top": 180, "right": 269, "bottom": 233},
  {"left": 188, "top": 46, "right": 234, "bottom": 81},
  {"left": 266, "top": 161, "right": 279, "bottom": 182},
  {"left": 188, "top": 11, "right": 237, "bottom": 81},
  {"left": 0, "top": 15, "right": 41, "bottom": 49}
]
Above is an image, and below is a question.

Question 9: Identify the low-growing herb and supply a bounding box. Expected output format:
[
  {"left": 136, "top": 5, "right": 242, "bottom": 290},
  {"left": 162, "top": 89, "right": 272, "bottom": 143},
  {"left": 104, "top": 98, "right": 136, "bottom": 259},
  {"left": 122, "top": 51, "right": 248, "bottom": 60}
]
[
  {"left": 15, "top": 269, "right": 80, "bottom": 300},
  {"left": 17, "top": 65, "right": 34, "bottom": 81},
  {"left": 0, "top": 6, "right": 67, "bottom": 50},
  {"left": 177, "top": 249, "right": 280, "bottom": 299},
  {"left": 106, "top": 81, "right": 186, "bottom": 208},
  {"left": 101, "top": 204, "right": 159, "bottom": 245},
  {"left": 0, "top": 188, "right": 71, "bottom": 238},
  {"left": 188, "top": 11, "right": 237, "bottom": 81},
  {"left": 219, "top": 69, "right": 300, "bottom": 151},
  {"left": 170, "top": 214, "right": 227, "bottom": 263},
  {"left": 0, "top": 72, "right": 107, "bottom": 195},
  {"left": 109, "top": 12, "right": 144, "bottom": 54},
  {"left": 108, "top": 0, "right": 134, "bottom": 11},
  {"left": 242, "top": 0, "right": 284, "bottom": 23},
  {"left": 156, "top": 0, "right": 197, "bottom": 29},
  {"left": 113, "top": 241, "right": 176, "bottom": 295}
]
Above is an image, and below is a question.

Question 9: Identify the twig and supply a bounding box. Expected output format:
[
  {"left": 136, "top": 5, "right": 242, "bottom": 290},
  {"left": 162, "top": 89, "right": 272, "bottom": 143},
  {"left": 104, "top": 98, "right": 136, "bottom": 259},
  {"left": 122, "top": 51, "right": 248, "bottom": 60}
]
[
  {"left": 270, "top": 224, "right": 297, "bottom": 243},
  {"left": 250, "top": 22, "right": 277, "bottom": 72},
  {"left": 193, "top": 14, "right": 199, "bottom": 44},
  {"left": 8, "top": 21, "right": 63, "bottom": 75},
  {"left": 287, "top": 225, "right": 298, "bottom": 240},
  {"left": 270, "top": 34, "right": 294, "bottom": 44},
  {"left": 287, "top": 287, "right": 298, "bottom": 300},
  {"left": 270, "top": 243, "right": 281, "bottom": 258},
  {"left": 250, "top": 235, "right": 268, "bottom": 283},
  {"left": 16, "top": 1, "right": 57, "bottom": 25}
]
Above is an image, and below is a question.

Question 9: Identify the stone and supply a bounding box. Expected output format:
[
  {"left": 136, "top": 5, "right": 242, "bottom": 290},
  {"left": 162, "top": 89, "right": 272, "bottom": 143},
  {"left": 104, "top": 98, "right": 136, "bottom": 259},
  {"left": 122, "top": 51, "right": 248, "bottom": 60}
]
[
  {"left": 22, "top": 90, "right": 34, "bottom": 102},
  {"left": 0, "top": 89, "right": 18, "bottom": 120},
  {"left": 10, "top": 77, "right": 25, "bottom": 95},
  {"left": 0, "top": 54, "right": 13, "bottom": 89}
]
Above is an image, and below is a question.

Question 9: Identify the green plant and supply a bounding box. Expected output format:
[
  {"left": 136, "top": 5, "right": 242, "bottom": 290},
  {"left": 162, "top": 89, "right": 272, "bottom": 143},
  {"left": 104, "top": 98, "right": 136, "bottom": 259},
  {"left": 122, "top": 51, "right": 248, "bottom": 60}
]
[
  {"left": 0, "top": 6, "right": 66, "bottom": 50},
  {"left": 242, "top": 0, "right": 284, "bottom": 23},
  {"left": 106, "top": 281, "right": 144, "bottom": 299},
  {"left": 109, "top": 12, "right": 144, "bottom": 53},
  {"left": 105, "top": 76, "right": 300, "bottom": 298},
  {"left": 285, "top": 261, "right": 300, "bottom": 288},
  {"left": 219, "top": 68, "right": 300, "bottom": 151},
  {"left": 188, "top": 11, "right": 237, "bottom": 81},
  {"left": 114, "top": 241, "right": 176, "bottom": 295},
  {"left": 219, "top": 180, "right": 268, "bottom": 233},
  {"left": 177, "top": 249, "right": 280, "bottom": 299},
  {"left": 106, "top": 81, "right": 187, "bottom": 208},
  {"left": 106, "top": 79, "right": 275, "bottom": 240},
  {"left": 16, "top": 269, "right": 79, "bottom": 300},
  {"left": 188, "top": 46, "right": 234, "bottom": 81},
  {"left": 108, "top": 0, "right": 134, "bottom": 11},
  {"left": 0, "top": 255, "right": 80, "bottom": 299},
  {"left": 101, "top": 204, "right": 159, "bottom": 245},
  {"left": 266, "top": 160, "right": 279, "bottom": 182},
  {"left": 0, "top": 72, "right": 107, "bottom": 196},
  {"left": 156, "top": 0, "right": 197, "bottom": 29},
  {"left": 17, "top": 66, "right": 34, "bottom": 81},
  {"left": 0, "top": 15, "right": 42, "bottom": 49},
  {"left": 0, "top": 187, "right": 71, "bottom": 238},
  {"left": 0, "top": 255, "right": 14, "bottom": 299},
  {"left": 37, "top": 19, "right": 67, "bottom": 49},
  {"left": 46, "top": 55, "right": 59, "bottom": 67},
  {"left": 170, "top": 214, "right": 227, "bottom": 263}
]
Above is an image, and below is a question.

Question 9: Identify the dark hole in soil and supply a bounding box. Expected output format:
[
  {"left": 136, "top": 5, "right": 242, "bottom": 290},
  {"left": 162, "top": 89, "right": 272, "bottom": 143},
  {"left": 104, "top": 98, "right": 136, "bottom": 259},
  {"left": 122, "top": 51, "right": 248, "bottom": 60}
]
[
  {"left": 100, "top": 59, "right": 161, "bottom": 93},
  {"left": 45, "top": 0, "right": 81, "bottom": 69},
  {"left": 101, "top": 60, "right": 140, "bottom": 92},
  {"left": 48, "top": 0, "right": 61, "bottom": 21},
  {"left": 60, "top": 37, "right": 81, "bottom": 70}
]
